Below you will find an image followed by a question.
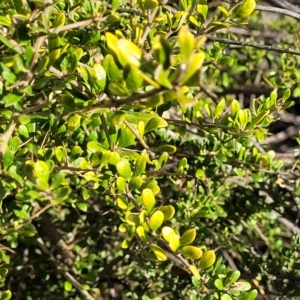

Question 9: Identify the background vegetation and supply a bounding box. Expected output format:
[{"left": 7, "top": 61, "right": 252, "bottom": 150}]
[{"left": 0, "top": 0, "right": 300, "bottom": 299}]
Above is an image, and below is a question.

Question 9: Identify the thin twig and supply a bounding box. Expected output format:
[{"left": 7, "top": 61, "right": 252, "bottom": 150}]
[
  {"left": 140, "top": 7, "right": 160, "bottom": 45},
  {"left": 206, "top": 35, "right": 300, "bottom": 56},
  {"left": 255, "top": 5, "right": 300, "bottom": 20},
  {"left": 123, "top": 120, "right": 154, "bottom": 154},
  {"left": 100, "top": 113, "right": 112, "bottom": 151}
]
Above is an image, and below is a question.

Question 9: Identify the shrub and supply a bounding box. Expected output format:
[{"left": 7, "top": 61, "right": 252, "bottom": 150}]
[{"left": 0, "top": 0, "right": 300, "bottom": 299}]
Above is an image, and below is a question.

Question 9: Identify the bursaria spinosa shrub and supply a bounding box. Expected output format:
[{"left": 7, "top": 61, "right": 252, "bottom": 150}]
[{"left": 0, "top": 0, "right": 300, "bottom": 299}]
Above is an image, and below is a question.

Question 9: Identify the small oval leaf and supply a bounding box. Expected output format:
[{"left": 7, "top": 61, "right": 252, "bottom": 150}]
[
  {"left": 136, "top": 225, "right": 147, "bottom": 241},
  {"left": 199, "top": 250, "right": 216, "bottom": 269},
  {"left": 180, "top": 228, "right": 196, "bottom": 246},
  {"left": 189, "top": 265, "right": 200, "bottom": 280},
  {"left": 169, "top": 233, "right": 180, "bottom": 252},
  {"left": 162, "top": 226, "right": 176, "bottom": 242},
  {"left": 116, "top": 161, "right": 132, "bottom": 179},
  {"left": 149, "top": 211, "right": 164, "bottom": 232},
  {"left": 151, "top": 244, "right": 167, "bottom": 261},
  {"left": 159, "top": 205, "right": 175, "bottom": 220},
  {"left": 181, "top": 246, "right": 203, "bottom": 259},
  {"left": 126, "top": 213, "right": 140, "bottom": 226},
  {"left": 142, "top": 188, "right": 156, "bottom": 214}
]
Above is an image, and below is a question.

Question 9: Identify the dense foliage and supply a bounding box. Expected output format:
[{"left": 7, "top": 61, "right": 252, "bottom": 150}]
[{"left": 1, "top": 0, "right": 300, "bottom": 299}]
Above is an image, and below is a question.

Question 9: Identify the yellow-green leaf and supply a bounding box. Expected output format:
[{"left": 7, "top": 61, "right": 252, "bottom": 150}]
[
  {"left": 179, "top": 52, "right": 205, "bottom": 85},
  {"left": 34, "top": 161, "right": 50, "bottom": 181},
  {"left": 199, "top": 250, "right": 216, "bottom": 269},
  {"left": 136, "top": 225, "right": 147, "bottom": 241},
  {"left": 233, "top": 0, "right": 256, "bottom": 18},
  {"left": 151, "top": 244, "right": 167, "bottom": 261},
  {"left": 159, "top": 205, "right": 175, "bottom": 220},
  {"left": 67, "top": 114, "right": 81, "bottom": 131},
  {"left": 134, "top": 153, "right": 147, "bottom": 177},
  {"left": 214, "top": 98, "right": 225, "bottom": 120},
  {"left": 129, "top": 176, "right": 143, "bottom": 189},
  {"left": 122, "top": 237, "right": 132, "bottom": 249},
  {"left": 181, "top": 246, "right": 203, "bottom": 259},
  {"left": 180, "top": 228, "right": 196, "bottom": 246},
  {"left": 142, "top": 188, "right": 156, "bottom": 214},
  {"left": 169, "top": 233, "right": 180, "bottom": 252},
  {"left": 117, "top": 197, "right": 128, "bottom": 210},
  {"left": 231, "top": 99, "right": 240, "bottom": 115},
  {"left": 162, "top": 226, "right": 176, "bottom": 242},
  {"left": 149, "top": 211, "right": 164, "bottom": 232},
  {"left": 116, "top": 161, "right": 132, "bottom": 179},
  {"left": 117, "top": 39, "right": 142, "bottom": 67},
  {"left": 116, "top": 177, "right": 126, "bottom": 192},
  {"left": 190, "top": 265, "right": 200, "bottom": 280},
  {"left": 155, "top": 145, "right": 177, "bottom": 154},
  {"left": 178, "top": 27, "right": 194, "bottom": 61},
  {"left": 139, "top": 210, "right": 147, "bottom": 223},
  {"left": 126, "top": 213, "right": 140, "bottom": 226}
]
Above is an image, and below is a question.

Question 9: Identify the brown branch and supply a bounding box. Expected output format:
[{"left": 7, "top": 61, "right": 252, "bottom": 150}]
[
  {"left": 33, "top": 212, "right": 75, "bottom": 267},
  {"left": 36, "top": 237, "right": 95, "bottom": 300}
]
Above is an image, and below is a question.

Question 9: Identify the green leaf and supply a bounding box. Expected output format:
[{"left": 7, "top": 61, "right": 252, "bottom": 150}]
[
  {"left": 220, "top": 294, "right": 232, "bottom": 300},
  {"left": 214, "top": 278, "right": 224, "bottom": 290},
  {"left": 149, "top": 211, "right": 164, "bottom": 231},
  {"left": 229, "top": 270, "right": 241, "bottom": 284},
  {"left": 118, "top": 127, "right": 136, "bottom": 148},
  {"left": 181, "top": 246, "right": 203, "bottom": 259},
  {"left": 18, "top": 114, "right": 31, "bottom": 124},
  {"left": 0, "top": 290, "right": 12, "bottom": 300},
  {"left": 231, "top": 99, "right": 240, "bottom": 115},
  {"left": 116, "top": 177, "right": 126, "bottom": 192},
  {"left": 199, "top": 250, "right": 216, "bottom": 269},
  {"left": 124, "top": 66, "right": 143, "bottom": 92},
  {"left": 3, "top": 150, "right": 14, "bottom": 170},
  {"left": 116, "top": 160, "right": 132, "bottom": 179},
  {"left": 154, "top": 145, "right": 176, "bottom": 154},
  {"left": 282, "top": 88, "right": 291, "bottom": 101},
  {"left": 214, "top": 98, "right": 225, "bottom": 120},
  {"left": 102, "top": 54, "right": 123, "bottom": 81},
  {"left": 126, "top": 213, "right": 140, "bottom": 226},
  {"left": 179, "top": 52, "right": 205, "bottom": 85},
  {"left": 245, "top": 289, "right": 258, "bottom": 300},
  {"left": 51, "top": 173, "right": 65, "bottom": 190},
  {"left": 129, "top": 176, "right": 143, "bottom": 189},
  {"left": 117, "top": 39, "right": 142, "bottom": 67},
  {"left": 93, "top": 63, "right": 107, "bottom": 92},
  {"left": 3, "top": 93, "right": 22, "bottom": 107},
  {"left": 180, "top": 228, "right": 196, "bottom": 246},
  {"left": 64, "top": 281, "right": 72, "bottom": 292},
  {"left": 142, "top": 188, "right": 156, "bottom": 214},
  {"left": 76, "top": 202, "right": 88, "bottom": 212},
  {"left": 159, "top": 205, "right": 175, "bottom": 220},
  {"left": 151, "top": 244, "right": 167, "bottom": 261},
  {"left": 134, "top": 153, "right": 147, "bottom": 176},
  {"left": 13, "top": 54, "right": 26, "bottom": 74},
  {"left": 247, "top": 111, "right": 269, "bottom": 129}
]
